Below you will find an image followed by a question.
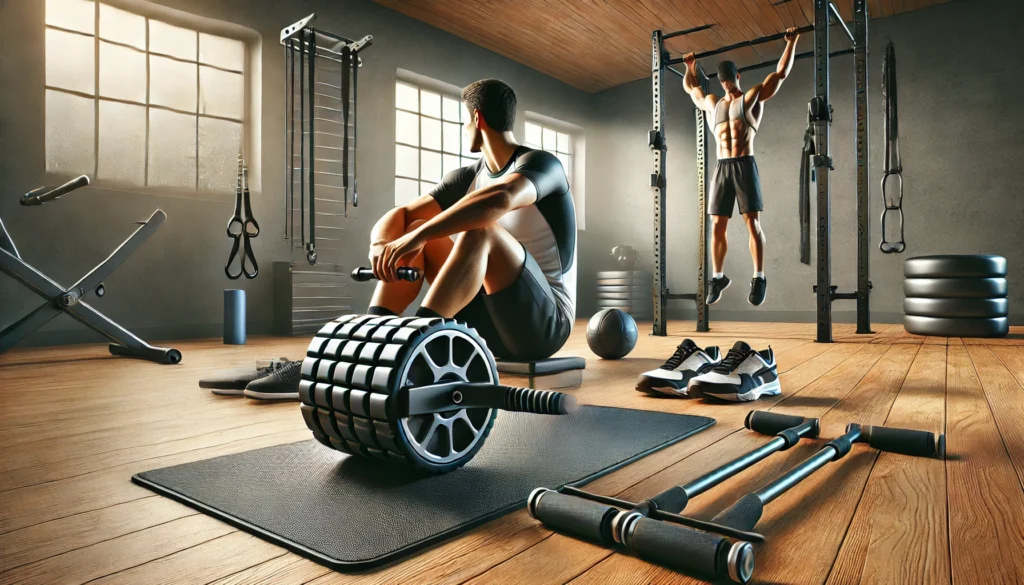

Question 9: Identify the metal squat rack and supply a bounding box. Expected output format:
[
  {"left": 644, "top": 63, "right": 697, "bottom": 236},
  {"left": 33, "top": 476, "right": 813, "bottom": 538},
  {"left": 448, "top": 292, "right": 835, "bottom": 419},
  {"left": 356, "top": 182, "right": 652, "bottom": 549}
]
[{"left": 649, "top": 0, "right": 871, "bottom": 342}]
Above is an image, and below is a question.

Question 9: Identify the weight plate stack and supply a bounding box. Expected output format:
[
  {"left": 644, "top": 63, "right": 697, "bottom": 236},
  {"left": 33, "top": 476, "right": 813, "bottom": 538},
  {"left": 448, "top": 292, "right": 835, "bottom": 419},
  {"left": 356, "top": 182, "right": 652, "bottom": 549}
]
[
  {"left": 596, "top": 270, "right": 651, "bottom": 320},
  {"left": 298, "top": 314, "right": 499, "bottom": 473},
  {"left": 903, "top": 255, "right": 1009, "bottom": 337}
]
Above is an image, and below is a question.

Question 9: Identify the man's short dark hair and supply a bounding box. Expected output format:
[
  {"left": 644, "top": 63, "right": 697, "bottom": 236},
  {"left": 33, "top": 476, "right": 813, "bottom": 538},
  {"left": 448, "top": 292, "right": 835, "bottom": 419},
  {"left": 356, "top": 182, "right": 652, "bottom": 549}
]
[
  {"left": 717, "top": 61, "right": 739, "bottom": 83},
  {"left": 461, "top": 79, "right": 517, "bottom": 132}
]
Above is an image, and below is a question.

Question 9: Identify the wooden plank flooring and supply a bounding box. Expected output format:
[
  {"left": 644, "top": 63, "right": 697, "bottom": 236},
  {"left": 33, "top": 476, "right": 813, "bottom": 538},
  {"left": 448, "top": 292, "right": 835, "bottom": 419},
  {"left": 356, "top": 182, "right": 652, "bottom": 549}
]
[{"left": 2, "top": 321, "right": 1023, "bottom": 585}]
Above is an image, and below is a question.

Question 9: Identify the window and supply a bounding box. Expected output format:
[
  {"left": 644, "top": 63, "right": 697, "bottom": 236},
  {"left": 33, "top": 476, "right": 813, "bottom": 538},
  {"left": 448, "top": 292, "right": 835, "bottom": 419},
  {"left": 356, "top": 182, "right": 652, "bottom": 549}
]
[
  {"left": 394, "top": 81, "right": 476, "bottom": 206},
  {"left": 525, "top": 122, "right": 572, "bottom": 186},
  {"left": 525, "top": 118, "right": 585, "bottom": 229},
  {"left": 44, "top": 0, "right": 248, "bottom": 194}
]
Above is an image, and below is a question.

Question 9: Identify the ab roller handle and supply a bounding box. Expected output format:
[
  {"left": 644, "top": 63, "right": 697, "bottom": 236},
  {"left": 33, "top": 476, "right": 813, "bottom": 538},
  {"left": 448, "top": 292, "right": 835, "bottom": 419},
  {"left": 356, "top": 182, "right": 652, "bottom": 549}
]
[
  {"left": 351, "top": 266, "right": 421, "bottom": 282},
  {"left": 400, "top": 382, "right": 576, "bottom": 417}
]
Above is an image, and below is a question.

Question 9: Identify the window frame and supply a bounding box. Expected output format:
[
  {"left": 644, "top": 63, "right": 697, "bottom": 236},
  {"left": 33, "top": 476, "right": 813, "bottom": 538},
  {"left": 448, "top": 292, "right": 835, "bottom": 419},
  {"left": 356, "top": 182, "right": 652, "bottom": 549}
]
[
  {"left": 393, "top": 70, "right": 478, "bottom": 207},
  {"left": 524, "top": 113, "right": 586, "bottom": 230},
  {"left": 43, "top": 0, "right": 256, "bottom": 199}
]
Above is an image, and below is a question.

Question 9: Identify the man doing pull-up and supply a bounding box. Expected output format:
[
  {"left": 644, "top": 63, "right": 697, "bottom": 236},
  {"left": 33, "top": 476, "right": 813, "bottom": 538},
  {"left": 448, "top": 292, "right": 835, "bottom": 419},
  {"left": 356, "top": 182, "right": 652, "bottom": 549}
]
[{"left": 682, "top": 28, "right": 800, "bottom": 306}]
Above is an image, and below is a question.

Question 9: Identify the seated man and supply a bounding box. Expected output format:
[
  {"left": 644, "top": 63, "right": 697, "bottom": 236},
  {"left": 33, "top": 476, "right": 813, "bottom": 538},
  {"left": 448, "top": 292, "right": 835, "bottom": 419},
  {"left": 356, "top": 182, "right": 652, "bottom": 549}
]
[{"left": 368, "top": 79, "right": 576, "bottom": 361}]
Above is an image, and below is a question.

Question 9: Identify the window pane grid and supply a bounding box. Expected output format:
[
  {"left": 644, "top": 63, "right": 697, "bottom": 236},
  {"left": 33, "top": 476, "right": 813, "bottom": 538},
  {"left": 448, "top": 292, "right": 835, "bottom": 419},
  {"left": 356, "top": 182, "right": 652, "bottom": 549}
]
[
  {"left": 394, "top": 80, "right": 478, "bottom": 206},
  {"left": 525, "top": 120, "right": 577, "bottom": 220},
  {"left": 44, "top": 0, "right": 246, "bottom": 193}
]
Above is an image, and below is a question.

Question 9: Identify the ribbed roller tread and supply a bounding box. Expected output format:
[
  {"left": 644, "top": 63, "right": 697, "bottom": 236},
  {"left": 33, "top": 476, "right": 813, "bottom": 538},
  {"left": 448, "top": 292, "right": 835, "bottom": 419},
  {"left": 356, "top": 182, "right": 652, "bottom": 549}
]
[{"left": 298, "top": 315, "right": 497, "bottom": 473}]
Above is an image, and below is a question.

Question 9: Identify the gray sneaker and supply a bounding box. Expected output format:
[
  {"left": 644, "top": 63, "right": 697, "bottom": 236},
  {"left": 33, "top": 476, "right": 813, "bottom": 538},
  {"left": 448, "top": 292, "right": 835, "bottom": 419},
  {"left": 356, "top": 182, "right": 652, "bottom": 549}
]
[
  {"left": 201, "top": 358, "right": 290, "bottom": 396},
  {"left": 244, "top": 360, "right": 302, "bottom": 401}
]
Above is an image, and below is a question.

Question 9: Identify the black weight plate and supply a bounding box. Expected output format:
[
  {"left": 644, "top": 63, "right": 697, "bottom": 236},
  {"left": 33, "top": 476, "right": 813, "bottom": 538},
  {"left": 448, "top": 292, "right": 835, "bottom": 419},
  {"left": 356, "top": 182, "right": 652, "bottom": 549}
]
[
  {"left": 904, "top": 315, "right": 1008, "bottom": 338},
  {"left": 903, "top": 278, "right": 1007, "bottom": 299},
  {"left": 904, "top": 297, "right": 1008, "bottom": 318},
  {"left": 904, "top": 255, "right": 1007, "bottom": 278},
  {"left": 596, "top": 270, "right": 647, "bottom": 278}
]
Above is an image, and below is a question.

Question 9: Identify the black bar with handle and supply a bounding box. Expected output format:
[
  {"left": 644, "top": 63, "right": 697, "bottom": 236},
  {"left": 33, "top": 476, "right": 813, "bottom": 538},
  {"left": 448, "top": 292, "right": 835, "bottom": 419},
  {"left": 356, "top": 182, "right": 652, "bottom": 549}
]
[
  {"left": 616, "top": 421, "right": 944, "bottom": 583},
  {"left": 716, "top": 422, "right": 944, "bottom": 530},
  {"left": 663, "top": 24, "right": 714, "bottom": 40},
  {"left": 399, "top": 382, "right": 576, "bottom": 417},
  {"left": 20, "top": 175, "right": 90, "bottom": 206},
  {"left": 528, "top": 411, "right": 816, "bottom": 555},
  {"left": 650, "top": 412, "right": 819, "bottom": 510},
  {"left": 704, "top": 48, "right": 854, "bottom": 79},
  {"left": 829, "top": 2, "right": 855, "bottom": 45},
  {"left": 351, "top": 266, "right": 421, "bottom": 282},
  {"left": 667, "top": 24, "right": 814, "bottom": 65}
]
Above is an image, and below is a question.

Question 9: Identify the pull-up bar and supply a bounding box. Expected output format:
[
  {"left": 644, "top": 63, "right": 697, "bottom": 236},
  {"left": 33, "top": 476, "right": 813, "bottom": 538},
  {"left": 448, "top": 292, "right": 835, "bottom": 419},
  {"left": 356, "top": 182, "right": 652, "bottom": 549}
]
[
  {"left": 666, "top": 25, "right": 814, "bottom": 65},
  {"left": 666, "top": 3, "right": 854, "bottom": 67},
  {"left": 702, "top": 47, "right": 855, "bottom": 79},
  {"left": 829, "top": 3, "right": 855, "bottom": 45},
  {"left": 663, "top": 24, "right": 714, "bottom": 40}
]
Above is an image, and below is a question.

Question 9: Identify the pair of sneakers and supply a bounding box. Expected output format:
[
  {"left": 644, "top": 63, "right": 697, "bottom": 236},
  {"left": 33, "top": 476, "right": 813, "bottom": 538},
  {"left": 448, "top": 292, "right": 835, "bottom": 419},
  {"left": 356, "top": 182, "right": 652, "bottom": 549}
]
[
  {"left": 707, "top": 274, "right": 767, "bottom": 306},
  {"left": 199, "top": 358, "right": 303, "bottom": 400},
  {"left": 636, "top": 339, "right": 780, "bottom": 402}
]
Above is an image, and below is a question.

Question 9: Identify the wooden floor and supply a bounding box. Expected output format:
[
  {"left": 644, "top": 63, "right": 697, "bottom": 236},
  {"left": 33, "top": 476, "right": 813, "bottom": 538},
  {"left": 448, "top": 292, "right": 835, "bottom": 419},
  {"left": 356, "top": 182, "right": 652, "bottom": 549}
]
[{"left": 2, "top": 321, "right": 1024, "bottom": 585}]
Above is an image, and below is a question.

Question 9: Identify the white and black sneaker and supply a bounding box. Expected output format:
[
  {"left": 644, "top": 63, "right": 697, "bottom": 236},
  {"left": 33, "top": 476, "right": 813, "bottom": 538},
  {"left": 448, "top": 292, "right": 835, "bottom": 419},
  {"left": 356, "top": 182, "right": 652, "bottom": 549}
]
[
  {"left": 243, "top": 360, "right": 302, "bottom": 401},
  {"left": 688, "top": 341, "right": 780, "bottom": 402},
  {"left": 636, "top": 339, "right": 721, "bottom": 397}
]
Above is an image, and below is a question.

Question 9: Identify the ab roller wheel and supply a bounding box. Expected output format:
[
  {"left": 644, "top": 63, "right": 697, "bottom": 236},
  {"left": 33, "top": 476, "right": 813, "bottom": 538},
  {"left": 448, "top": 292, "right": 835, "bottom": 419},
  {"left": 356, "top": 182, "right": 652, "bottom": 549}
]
[
  {"left": 903, "top": 254, "right": 1009, "bottom": 337},
  {"left": 299, "top": 313, "right": 576, "bottom": 474}
]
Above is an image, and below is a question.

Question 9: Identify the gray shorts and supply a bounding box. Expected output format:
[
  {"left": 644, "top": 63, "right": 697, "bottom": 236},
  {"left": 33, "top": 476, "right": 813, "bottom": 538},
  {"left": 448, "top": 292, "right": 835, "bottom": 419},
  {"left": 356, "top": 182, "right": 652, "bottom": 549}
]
[{"left": 454, "top": 246, "right": 571, "bottom": 361}]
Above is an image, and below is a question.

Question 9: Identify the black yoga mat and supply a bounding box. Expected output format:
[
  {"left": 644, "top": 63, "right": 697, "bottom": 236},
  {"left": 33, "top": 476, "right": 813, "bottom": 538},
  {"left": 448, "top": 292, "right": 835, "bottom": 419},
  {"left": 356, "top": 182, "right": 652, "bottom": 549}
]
[{"left": 133, "top": 406, "right": 714, "bottom": 571}]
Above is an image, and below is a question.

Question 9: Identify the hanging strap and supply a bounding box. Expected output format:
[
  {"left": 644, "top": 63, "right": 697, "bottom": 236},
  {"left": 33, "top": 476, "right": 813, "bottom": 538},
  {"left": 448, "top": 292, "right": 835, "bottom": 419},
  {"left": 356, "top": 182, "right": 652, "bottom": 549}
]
[
  {"left": 305, "top": 29, "right": 318, "bottom": 265},
  {"left": 352, "top": 49, "right": 359, "bottom": 208},
  {"left": 880, "top": 39, "right": 905, "bottom": 254},
  {"left": 799, "top": 125, "right": 814, "bottom": 265},
  {"left": 340, "top": 44, "right": 352, "bottom": 216}
]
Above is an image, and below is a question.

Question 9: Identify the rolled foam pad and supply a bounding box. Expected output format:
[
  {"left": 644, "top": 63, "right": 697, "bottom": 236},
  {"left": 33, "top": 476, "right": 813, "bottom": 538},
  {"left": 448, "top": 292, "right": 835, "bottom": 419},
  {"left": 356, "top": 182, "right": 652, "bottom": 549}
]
[
  {"left": 903, "top": 277, "right": 1007, "bottom": 299},
  {"left": 904, "top": 255, "right": 1007, "bottom": 278},
  {"left": 904, "top": 315, "right": 1008, "bottom": 337},
  {"left": 904, "top": 297, "right": 1008, "bottom": 318}
]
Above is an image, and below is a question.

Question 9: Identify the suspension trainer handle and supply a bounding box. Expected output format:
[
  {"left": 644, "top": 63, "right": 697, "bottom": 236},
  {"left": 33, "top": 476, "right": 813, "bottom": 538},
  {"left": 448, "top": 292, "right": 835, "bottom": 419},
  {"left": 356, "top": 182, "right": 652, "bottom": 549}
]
[{"left": 20, "top": 175, "right": 90, "bottom": 206}]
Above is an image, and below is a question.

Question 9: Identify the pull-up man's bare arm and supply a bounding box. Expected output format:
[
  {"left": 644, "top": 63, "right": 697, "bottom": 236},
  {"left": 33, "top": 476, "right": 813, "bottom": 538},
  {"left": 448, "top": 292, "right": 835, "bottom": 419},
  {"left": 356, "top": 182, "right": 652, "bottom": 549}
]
[
  {"left": 682, "top": 52, "right": 718, "bottom": 111},
  {"left": 748, "top": 28, "right": 801, "bottom": 103}
]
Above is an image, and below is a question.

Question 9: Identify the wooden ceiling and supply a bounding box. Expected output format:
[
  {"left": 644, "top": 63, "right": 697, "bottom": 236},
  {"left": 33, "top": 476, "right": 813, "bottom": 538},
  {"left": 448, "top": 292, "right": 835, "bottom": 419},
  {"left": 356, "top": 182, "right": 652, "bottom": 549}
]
[{"left": 372, "top": 0, "right": 952, "bottom": 93}]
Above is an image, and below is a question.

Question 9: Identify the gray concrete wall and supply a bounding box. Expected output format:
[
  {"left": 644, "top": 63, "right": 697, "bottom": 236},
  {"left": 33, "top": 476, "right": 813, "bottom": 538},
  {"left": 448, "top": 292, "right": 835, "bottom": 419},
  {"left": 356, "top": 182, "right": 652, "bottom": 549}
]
[
  {"left": 0, "top": 0, "right": 591, "bottom": 346},
  {"left": 4, "top": 0, "right": 1020, "bottom": 350},
  {"left": 582, "top": 0, "right": 1023, "bottom": 326}
]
